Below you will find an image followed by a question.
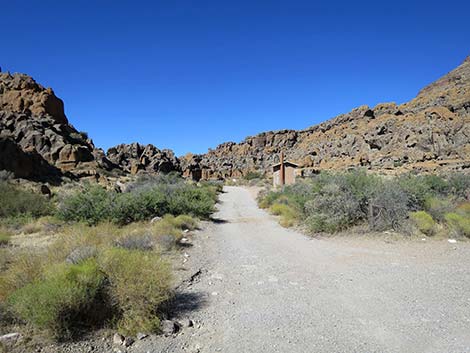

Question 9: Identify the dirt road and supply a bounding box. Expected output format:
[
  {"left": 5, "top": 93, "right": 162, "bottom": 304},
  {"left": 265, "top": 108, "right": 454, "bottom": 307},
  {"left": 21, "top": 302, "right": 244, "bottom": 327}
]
[{"left": 136, "top": 186, "right": 470, "bottom": 353}]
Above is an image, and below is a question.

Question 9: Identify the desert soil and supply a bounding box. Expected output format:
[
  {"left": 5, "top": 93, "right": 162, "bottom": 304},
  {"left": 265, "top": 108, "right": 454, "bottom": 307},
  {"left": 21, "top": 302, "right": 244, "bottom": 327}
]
[{"left": 125, "top": 186, "right": 470, "bottom": 353}]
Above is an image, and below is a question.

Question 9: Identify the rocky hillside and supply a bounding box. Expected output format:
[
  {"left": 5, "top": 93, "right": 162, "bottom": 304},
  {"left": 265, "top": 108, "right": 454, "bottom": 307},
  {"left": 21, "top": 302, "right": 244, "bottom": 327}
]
[
  {"left": 182, "top": 57, "right": 470, "bottom": 179},
  {"left": 0, "top": 72, "right": 116, "bottom": 183},
  {"left": 1, "top": 57, "right": 469, "bottom": 183}
]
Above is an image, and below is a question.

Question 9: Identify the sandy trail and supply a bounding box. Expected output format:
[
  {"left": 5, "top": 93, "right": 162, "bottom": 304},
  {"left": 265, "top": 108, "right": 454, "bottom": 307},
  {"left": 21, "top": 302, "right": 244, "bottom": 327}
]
[{"left": 136, "top": 186, "right": 470, "bottom": 353}]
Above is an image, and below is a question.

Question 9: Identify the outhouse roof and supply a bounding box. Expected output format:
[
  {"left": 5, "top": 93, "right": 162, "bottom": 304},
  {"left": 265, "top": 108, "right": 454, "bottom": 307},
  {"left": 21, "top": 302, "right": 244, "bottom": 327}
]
[{"left": 272, "top": 161, "right": 298, "bottom": 169}]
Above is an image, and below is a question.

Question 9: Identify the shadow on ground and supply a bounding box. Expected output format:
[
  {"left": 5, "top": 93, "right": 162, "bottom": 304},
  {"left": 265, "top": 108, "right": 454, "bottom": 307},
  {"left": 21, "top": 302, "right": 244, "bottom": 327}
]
[
  {"left": 165, "top": 291, "right": 208, "bottom": 318},
  {"left": 210, "top": 217, "right": 229, "bottom": 224}
]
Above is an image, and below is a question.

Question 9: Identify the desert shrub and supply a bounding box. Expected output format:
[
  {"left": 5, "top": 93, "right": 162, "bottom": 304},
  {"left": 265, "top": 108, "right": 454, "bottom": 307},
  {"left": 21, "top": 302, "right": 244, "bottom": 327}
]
[
  {"left": 153, "top": 234, "right": 178, "bottom": 251},
  {"left": 305, "top": 182, "right": 363, "bottom": 232},
  {"left": 0, "top": 252, "right": 47, "bottom": 301},
  {"left": 244, "top": 171, "right": 262, "bottom": 180},
  {"left": 0, "top": 182, "right": 53, "bottom": 219},
  {"left": 115, "top": 234, "right": 154, "bottom": 251},
  {"left": 164, "top": 214, "right": 198, "bottom": 230},
  {"left": 397, "top": 174, "right": 449, "bottom": 209},
  {"left": 447, "top": 173, "right": 470, "bottom": 198},
  {"left": 0, "top": 231, "right": 11, "bottom": 246},
  {"left": 56, "top": 185, "right": 114, "bottom": 225},
  {"left": 409, "top": 211, "right": 436, "bottom": 236},
  {"left": 199, "top": 180, "right": 224, "bottom": 193},
  {"left": 65, "top": 246, "right": 98, "bottom": 265},
  {"left": 445, "top": 213, "right": 470, "bottom": 238},
  {"left": 368, "top": 181, "right": 409, "bottom": 231},
  {"left": 280, "top": 182, "right": 317, "bottom": 213},
  {"left": 258, "top": 190, "right": 282, "bottom": 209},
  {"left": 305, "top": 213, "right": 340, "bottom": 233},
  {"left": 456, "top": 202, "right": 470, "bottom": 215},
  {"left": 0, "top": 249, "right": 10, "bottom": 273},
  {"left": 258, "top": 171, "right": 468, "bottom": 234},
  {"left": 269, "top": 203, "right": 297, "bottom": 227},
  {"left": 20, "top": 221, "right": 43, "bottom": 234},
  {"left": 99, "top": 248, "right": 171, "bottom": 335},
  {"left": 58, "top": 180, "right": 216, "bottom": 225},
  {"left": 424, "top": 196, "right": 455, "bottom": 222},
  {"left": 340, "top": 170, "right": 381, "bottom": 213},
  {"left": 165, "top": 186, "right": 216, "bottom": 218},
  {"left": 445, "top": 202, "right": 470, "bottom": 237},
  {"left": 269, "top": 203, "right": 288, "bottom": 216},
  {"left": 8, "top": 260, "right": 106, "bottom": 340}
]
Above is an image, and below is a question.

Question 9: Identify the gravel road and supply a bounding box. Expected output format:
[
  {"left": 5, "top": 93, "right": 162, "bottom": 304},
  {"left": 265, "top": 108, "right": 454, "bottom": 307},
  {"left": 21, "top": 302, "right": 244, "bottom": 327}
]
[{"left": 134, "top": 186, "right": 470, "bottom": 353}]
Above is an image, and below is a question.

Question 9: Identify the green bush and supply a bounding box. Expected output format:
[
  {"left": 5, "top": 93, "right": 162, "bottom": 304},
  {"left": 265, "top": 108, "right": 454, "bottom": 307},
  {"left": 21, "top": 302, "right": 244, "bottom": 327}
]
[
  {"left": 447, "top": 173, "right": 470, "bottom": 198},
  {"left": 258, "top": 190, "right": 282, "bottom": 209},
  {"left": 166, "top": 186, "right": 216, "bottom": 218},
  {"left": 445, "top": 213, "right": 470, "bottom": 238},
  {"left": 56, "top": 185, "right": 113, "bottom": 225},
  {"left": 0, "top": 182, "right": 53, "bottom": 219},
  {"left": 57, "top": 178, "right": 217, "bottom": 225},
  {"left": 8, "top": 260, "right": 106, "bottom": 340},
  {"left": 397, "top": 174, "right": 449, "bottom": 209},
  {"left": 410, "top": 211, "right": 436, "bottom": 236},
  {"left": 424, "top": 196, "right": 454, "bottom": 222},
  {"left": 100, "top": 248, "right": 171, "bottom": 335},
  {"left": 304, "top": 182, "right": 362, "bottom": 233},
  {"left": 445, "top": 202, "right": 470, "bottom": 237}
]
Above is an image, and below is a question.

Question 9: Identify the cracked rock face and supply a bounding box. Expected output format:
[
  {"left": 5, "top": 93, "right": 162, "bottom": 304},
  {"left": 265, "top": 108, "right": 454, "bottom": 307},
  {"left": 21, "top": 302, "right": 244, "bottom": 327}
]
[{"left": 181, "top": 57, "right": 470, "bottom": 179}]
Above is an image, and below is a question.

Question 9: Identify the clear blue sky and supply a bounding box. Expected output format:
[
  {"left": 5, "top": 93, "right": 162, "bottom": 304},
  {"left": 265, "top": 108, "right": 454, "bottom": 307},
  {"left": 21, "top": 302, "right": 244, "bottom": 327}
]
[{"left": 2, "top": 1, "right": 469, "bottom": 156}]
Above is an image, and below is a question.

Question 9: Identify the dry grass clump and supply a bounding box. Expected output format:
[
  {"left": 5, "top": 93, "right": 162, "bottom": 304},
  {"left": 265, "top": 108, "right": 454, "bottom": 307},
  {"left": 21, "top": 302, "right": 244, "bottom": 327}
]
[
  {"left": 269, "top": 203, "right": 297, "bottom": 228},
  {"left": 0, "top": 230, "right": 11, "bottom": 247},
  {"left": 100, "top": 248, "right": 172, "bottom": 335},
  {"left": 445, "top": 202, "right": 470, "bottom": 238},
  {"left": 8, "top": 260, "right": 106, "bottom": 340},
  {"left": 0, "top": 252, "right": 47, "bottom": 302},
  {"left": 409, "top": 211, "right": 436, "bottom": 236}
]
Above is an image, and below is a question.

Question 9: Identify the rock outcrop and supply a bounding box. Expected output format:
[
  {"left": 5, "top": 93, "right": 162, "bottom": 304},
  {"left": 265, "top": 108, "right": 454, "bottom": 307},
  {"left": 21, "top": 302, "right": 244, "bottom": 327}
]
[
  {"left": 0, "top": 72, "right": 113, "bottom": 182},
  {"left": 181, "top": 57, "right": 470, "bottom": 179},
  {"left": 107, "top": 143, "right": 180, "bottom": 175}
]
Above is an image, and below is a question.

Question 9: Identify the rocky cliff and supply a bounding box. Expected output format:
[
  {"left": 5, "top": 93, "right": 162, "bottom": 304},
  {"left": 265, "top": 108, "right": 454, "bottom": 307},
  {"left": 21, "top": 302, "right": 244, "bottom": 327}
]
[
  {"left": 0, "top": 72, "right": 114, "bottom": 182},
  {"left": 182, "top": 57, "right": 470, "bottom": 179}
]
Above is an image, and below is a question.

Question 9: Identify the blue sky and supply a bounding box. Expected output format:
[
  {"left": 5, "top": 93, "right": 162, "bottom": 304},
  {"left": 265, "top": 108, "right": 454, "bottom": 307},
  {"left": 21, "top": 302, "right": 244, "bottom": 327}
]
[{"left": 2, "top": 1, "right": 469, "bottom": 156}]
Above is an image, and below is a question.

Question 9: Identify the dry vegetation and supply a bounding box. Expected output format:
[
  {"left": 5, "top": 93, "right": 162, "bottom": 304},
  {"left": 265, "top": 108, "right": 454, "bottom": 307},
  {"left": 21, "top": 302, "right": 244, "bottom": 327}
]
[
  {"left": 0, "top": 175, "right": 219, "bottom": 346},
  {"left": 258, "top": 170, "right": 470, "bottom": 238}
]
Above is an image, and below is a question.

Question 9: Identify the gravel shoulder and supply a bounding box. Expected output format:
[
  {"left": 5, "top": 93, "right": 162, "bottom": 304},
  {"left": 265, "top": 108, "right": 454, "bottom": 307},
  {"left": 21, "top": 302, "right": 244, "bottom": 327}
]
[{"left": 130, "top": 186, "right": 470, "bottom": 353}]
